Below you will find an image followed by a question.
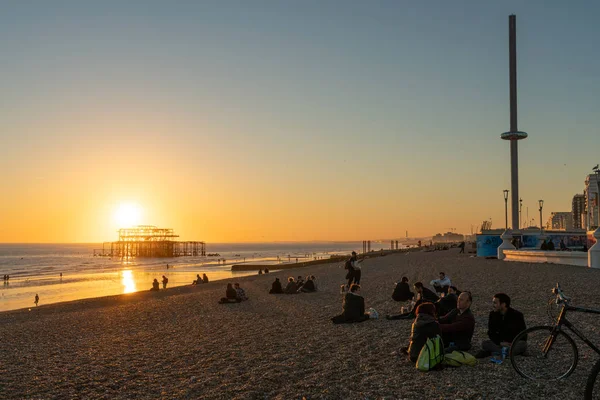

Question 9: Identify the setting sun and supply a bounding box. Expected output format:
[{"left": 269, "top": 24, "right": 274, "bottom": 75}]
[{"left": 113, "top": 203, "right": 142, "bottom": 228}]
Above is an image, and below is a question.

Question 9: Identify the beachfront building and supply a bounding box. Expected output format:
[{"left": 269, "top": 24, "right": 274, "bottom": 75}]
[
  {"left": 585, "top": 174, "right": 600, "bottom": 230},
  {"left": 546, "top": 212, "right": 573, "bottom": 231},
  {"left": 572, "top": 194, "right": 586, "bottom": 230},
  {"left": 432, "top": 232, "right": 465, "bottom": 243}
]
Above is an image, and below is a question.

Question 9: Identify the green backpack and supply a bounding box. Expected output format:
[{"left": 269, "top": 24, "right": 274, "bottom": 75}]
[
  {"left": 416, "top": 335, "right": 444, "bottom": 372},
  {"left": 443, "top": 350, "right": 477, "bottom": 367}
]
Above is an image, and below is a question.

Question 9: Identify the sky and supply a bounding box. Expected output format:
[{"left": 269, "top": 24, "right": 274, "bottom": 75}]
[{"left": 1, "top": 1, "right": 599, "bottom": 243}]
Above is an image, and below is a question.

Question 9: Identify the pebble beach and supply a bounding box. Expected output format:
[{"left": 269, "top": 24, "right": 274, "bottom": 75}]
[{"left": 2, "top": 249, "right": 600, "bottom": 399}]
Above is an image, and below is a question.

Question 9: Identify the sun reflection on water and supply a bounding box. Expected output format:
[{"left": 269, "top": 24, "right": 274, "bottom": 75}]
[{"left": 121, "top": 270, "right": 136, "bottom": 294}]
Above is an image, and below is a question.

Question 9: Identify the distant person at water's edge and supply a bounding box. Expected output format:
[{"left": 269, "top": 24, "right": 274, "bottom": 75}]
[
  {"left": 203, "top": 274, "right": 209, "bottom": 283},
  {"left": 151, "top": 279, "right": 160, "bottom": 291},
  {"left": 331, "top": 284, "right": 370, "bottom": 324},
  {"left": 34, "top": 294, "right": 39, "bottom": 306},
  {"left": 162, "top": 275, "right": 168, "bottom": 289},
  {"left": 193, "top": 274, "right": 202, "bottom": 285}
]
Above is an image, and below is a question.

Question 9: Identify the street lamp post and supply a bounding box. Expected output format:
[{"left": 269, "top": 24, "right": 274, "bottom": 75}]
[
  {"left": 504, "top": 190, "right": 510, "bottom": 230},
  {"left": 539, "top": 200, "right": 544, "bottom": 233},
  {"left": 519, "top": 198, "right": 523, "bottom": 229},
  {"left": 594, "top": 165, "right": 600, "bottom": 229}
]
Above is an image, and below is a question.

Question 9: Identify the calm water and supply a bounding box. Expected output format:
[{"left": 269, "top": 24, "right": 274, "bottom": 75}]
[{"left": 0, "top": 242, "right": 373, "bottom": 312}]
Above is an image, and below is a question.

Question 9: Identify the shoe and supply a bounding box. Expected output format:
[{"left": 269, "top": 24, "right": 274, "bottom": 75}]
[{"left": 474, "top": 350, "right": 490, "bottom": 359}]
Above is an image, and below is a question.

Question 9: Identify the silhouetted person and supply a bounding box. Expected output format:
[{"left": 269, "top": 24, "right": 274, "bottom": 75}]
[
  {"left": 219, "top": 283, "right": 241, "bottom": 303},
  {"left": 560, "top": 239, "right": 567, "bottom": 251},
  {"left": 458, "top": 241, "right": 466, "bottom": 253},
  {"left": 547, "top": 240, "right": 555, "bottom": 251},
  {"left": 162, "top": 275, "right": 168, "bottom": 289},
  {"left": 203, "top": 274, "right": 209, "bottom": 283},
  {"left": 258, "top": 269, "right": 263, "bottom": 275},
  {"left": 151, "top": 279, "right": 160, "bottom": 291},
  {"left": 392, "top": 277, "right": 415, "bottom": 302},
  {"left": 264, "top": 268, "right": 269, "bottom": 273},
  {"left": 34, "top": 294, "right": 39, "bottom": 306},
  {"left": 285, "top": 277, "right": 298, "bottom": 294},
  {"left": 269, "top": 278, "right": 283, "bottom": 294},
  {"left": 331, "top": 284, "right": 370, "bottom": 324},
  {"left": 300, "top": 276, "right": 316, "bottom": 293},
  {"left": 540, "top": 240, "right": 548, "bottom": 250}
]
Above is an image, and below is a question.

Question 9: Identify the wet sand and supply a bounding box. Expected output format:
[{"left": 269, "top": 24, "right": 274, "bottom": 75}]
[{"left": 1, "top": 249, "right": 600, "bottom": 399}]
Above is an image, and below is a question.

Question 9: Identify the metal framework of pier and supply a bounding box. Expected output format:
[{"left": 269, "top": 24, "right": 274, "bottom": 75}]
[{"left": 97, "top": 225, "right": 206, "bottom": 258}]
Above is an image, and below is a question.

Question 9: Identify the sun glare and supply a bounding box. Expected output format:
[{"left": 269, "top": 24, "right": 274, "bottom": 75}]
[{"left": 114, "top": 203, "right": 142, "bottom": 228}]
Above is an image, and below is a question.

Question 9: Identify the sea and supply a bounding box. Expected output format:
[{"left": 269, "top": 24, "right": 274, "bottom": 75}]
[{"left": 0, "top": 242, "right": 393, "bottom": 312}]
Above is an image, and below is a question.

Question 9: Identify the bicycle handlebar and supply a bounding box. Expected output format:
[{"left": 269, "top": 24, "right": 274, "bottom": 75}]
[{"left": 553, "top": 283, "right": 571, "bottom": 304}]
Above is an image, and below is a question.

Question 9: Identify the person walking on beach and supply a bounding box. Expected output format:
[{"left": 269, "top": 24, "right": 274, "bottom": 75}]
[
  {"left": 458, "top": 241, "right": 466, "bottom": 254},
  {"left": 162, "top": 275, "right": 168, "bottom": 289},
  {"left": 34, "top": 294, "right": 39, "bottom": 306}
]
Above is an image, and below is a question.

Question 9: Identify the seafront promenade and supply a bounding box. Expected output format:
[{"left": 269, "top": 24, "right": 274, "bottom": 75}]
[{"left": 1, "top": 250, "right": 599, "bottom": 399}]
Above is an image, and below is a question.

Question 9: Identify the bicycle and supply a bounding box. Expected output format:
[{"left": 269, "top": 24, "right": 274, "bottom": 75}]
[{"left": 509, "top": 283, "right": 600, "bottom": 399}]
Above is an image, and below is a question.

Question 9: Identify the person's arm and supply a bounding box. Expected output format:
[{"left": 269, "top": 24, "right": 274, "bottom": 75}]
[
  {"left": 438, "top": 309, "right": 456, "bottom": 324},
  {"left": 440, "top": 313, "right": 474, "bottom": 334}
]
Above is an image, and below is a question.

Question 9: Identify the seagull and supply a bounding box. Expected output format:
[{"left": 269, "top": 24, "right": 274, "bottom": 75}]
[{"left": 593, "top": 164, "right": 599, "bottom": 171}]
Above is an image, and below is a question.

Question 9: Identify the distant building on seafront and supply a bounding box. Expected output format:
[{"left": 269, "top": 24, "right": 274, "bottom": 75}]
[
  {"left": 432, "top": 232, "right": 465, "bottom": 243},
  {"left": 546, "top": 212, "right": 573, "bottom": 231},
  {"left": 572, "top": 194, "right": 586, "bottom": 230},
  {"left": 584, "top": 174, "right": 600, "bottom": 230}
]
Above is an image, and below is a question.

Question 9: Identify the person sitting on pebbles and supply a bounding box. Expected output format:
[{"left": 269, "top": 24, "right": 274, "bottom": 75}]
[
  {"left": 284, "top": 277, "right": 298, "bottom": 294},
  {"left": 387, "top": 282, "right": 438, "bottom": 320},
  {"left": 299, "top": 275, "right": 316, "bottom": 293},
  {"left": 398, "top": 302, "right": 441, "bottom": 362},
  {"left": 430, "top": 272, "right": 452, "bottom": 295},
  {"left": 219, "top": 283, "right": 241, "bottom": 304},
  {"left": 193, "top": 274, "right": 202, "bottom": 285},
  {"left": 392, "top": 277, "right": 415, "bottom": 302},
  {"left": 439, "top": 291, "right": 475, "bottom": 353},
  {"left": 331, "top": 284, "right": 370, "bottom": 324},
  {"left": 234, "top": 283, "right": 248, "bottom": 301},
  {"left": 150, "top": 278, "right": 160, "bottom": 291},
  {"left": 269, "top": 278, "right": 283, "bottom": 294},
  {"left": 435, "top": 285, "right": 460, "bottom": 316},
  {"left": 202, "top": 273, "right": 209, "bottom": 283}
]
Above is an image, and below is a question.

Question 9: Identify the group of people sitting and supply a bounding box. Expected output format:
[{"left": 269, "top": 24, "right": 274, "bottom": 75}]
[
  {"left": 269, "top": 275, "right": 317, "bottom": 294},
  {"left": 218, "top": 283, "right": 248, "bottom": 303},
  {"left": 388, "top": 272, "right": 527, "bottom": 362},
  {"left": 193, "top": 274, "right": 209, "bottom": 285}
]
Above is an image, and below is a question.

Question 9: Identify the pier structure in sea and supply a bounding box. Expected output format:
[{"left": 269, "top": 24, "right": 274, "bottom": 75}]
[{"left": 95, "top": 225, "right": 206, "bottom": 258}]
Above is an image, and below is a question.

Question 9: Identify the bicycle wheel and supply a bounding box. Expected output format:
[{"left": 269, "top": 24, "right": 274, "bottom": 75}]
[
  {"left": 585, "top": 358, "right": 600, "bottom": 400},
  {"left": 510, "top": 325, "right": 578, "bottom": 380}
]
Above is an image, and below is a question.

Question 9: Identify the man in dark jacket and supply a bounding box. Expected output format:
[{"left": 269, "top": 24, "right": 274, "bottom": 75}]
[
  {"left": 392, "top": 277, "right": 415, "bottom": 302},
  {"left": 331, "top": 284, "right": 370, "bottom": 324},
  {"left": 439, "top": 291, "right": 475, "bottom": 352},
  {"left": 475, "top": 293, "right": 527, "bottom": 358}
]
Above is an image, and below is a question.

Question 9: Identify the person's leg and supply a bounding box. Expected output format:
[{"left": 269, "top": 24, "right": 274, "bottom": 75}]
[
  {"left": 482, "top": 340, "right": 502, "bottom": 355},
  {"left": 510, "top": 340, "right": 527, "bottom": 356},
  {"left": 354, "top": 270, "right": 361, "bottom": 285}
]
